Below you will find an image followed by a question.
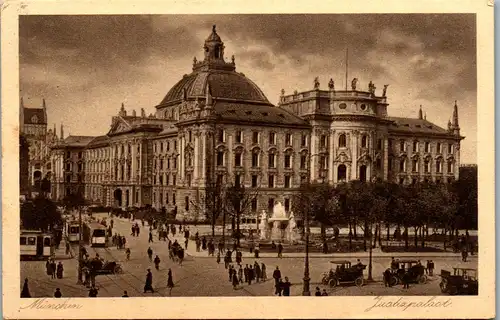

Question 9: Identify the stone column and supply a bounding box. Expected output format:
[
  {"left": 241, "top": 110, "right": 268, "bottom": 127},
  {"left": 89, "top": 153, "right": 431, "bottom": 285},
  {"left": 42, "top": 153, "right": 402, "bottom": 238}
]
[
  {"left": 201, "top": 130, "right": 207, "bottom": 184},
  {"left": 351, "top": 131, "right": 358, "bottom": 180},
  {"left": 310, "top": 128, "right": 317, "bottom": 181},
  {"left": 131, "top": 141, "right": 136, "bottom": 183},
  {"left": 180, "top": 135, "right": 185, "bottom": 180},
  {"left": 328, "top": 130, "right": 335, "bottom": 183},
  {"left": 383, "top": 137, "right": 389, "bottom": 180},
  {"left": 227, "top": 131, "right": 233, "bottom": 178},
  {"left": 455, "top": 143, "right": 460, "bottom": 180},
  {"left": 194, "top": 132, "right": 200, "bottom": 181}
]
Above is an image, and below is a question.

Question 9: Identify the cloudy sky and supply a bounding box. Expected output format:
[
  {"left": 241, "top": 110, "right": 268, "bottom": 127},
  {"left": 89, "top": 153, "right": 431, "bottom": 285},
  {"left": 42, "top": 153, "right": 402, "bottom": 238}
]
[{"left": 19, "top": 14, "right": 476, "bottom": 163}]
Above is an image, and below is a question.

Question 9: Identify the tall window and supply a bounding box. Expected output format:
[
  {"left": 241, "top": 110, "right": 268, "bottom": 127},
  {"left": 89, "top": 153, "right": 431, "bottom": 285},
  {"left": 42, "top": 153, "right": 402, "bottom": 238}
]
[
  {"left": 399, "top": 158, "right": 406, "bottom": 172},
  {"left": 251, "top": 198, "right": 258, "bottom": 212},
  {"left": 285, "top": 133, "right": 292, "bottom": 146},
  {"left": 320, "top": 135, "right": 327, "bottom": 148},
  {"left": 284, "top": 176, "right": 291, "bottom": 188},
  {"left": 188, "top": 131, "right": 192, "bottom": 142},
  {"left": 252, "top": 152, "right": 259, "bottom": 167},
  {"left": 185, "top": 196, "right": 190, "bottom": 211},
  {"left": 159, "top": 175, "right": 164, "bottom": 185},
  {"left": 424, "top": 142, "right": 430, "bottom": 153},
  {"left": 436, "top": 159, "right": 442, "bottom": 173},
  {"left": 338, "top": 134, "right": 346, "bottom": 148},
  {"left": 400, "top": 140, "right": 406, "bottom": 152},
  {"left": 234, "top": 174, "right": 241, "bottom": 187},
  {"left": 388, "top": 139, "right": 393, "bottom": 150},
  {"left": 284, "top": 154, "right": 291, "bottom": 168},
  {"left": 377, "top": 139, "right": 382, "bottom": 150},
  {"left": 447, "top": 161, "right": 453, "bottom": 173},
  {"left": 412, "top": 159, "right": 419, "bottom": 172},
  {"left": 424, "top": 160, "right": 430, "bottom": 173},
  {"left": 320, "top": 155, "right": 328, "bottom": 170},
  {"left": 160, "top": 142, "right": 164, "bottom": 153},
  {"left": 217, "top": 151, "right": 224, "bottom": 166},
  {"left": 172, "top": 175, "right": 176, "bottom": 186},
  {"left": 251, "top": 175, "right": 258, "bottom": 188},
  {"left": 413, "top": 141, "right": 419, "bottom": 152},
  {"left": 268, "top": 153, "right": 275, "bottom": 168},
  {"left": 437, "top": 143, "right": 442, "bottom": 153},
  {"left": 252, "top": 132, "right": 259, "bottom": 144},
  {"left": 173, "top": 193, "right": 176, "bottom": 205},
  {"left": 234, "top": 153, "right": 242, "bottom": 167},
  {"left": 361, "top": 135, "right": 368, "bottom": 148},
  {"left": 217, "top": 129, "right": 224, "bottom": 143},
  {"left": 284, "top": 199, "right": 290, "bottom": 212},
  {"left": 166, "top": 175, "right": 170, "bottom": 185},
  {"left": 166, "top": 142, "right": 170, "bottom": 151},
  {"left": 300, "top": 155, "right": 307, "bottom": 169},
  {"left": 269, "top": 132, "right": 276, "bottom": 145},
  {"left": 448, "top": 143, "right": 454, "bottom": 154},
  {"left": 301, "top": 135, "right": 307, "bottom": 147},
  {"left": 268, "top": 175, "right": 275, "bottom": 188},
  {"left": 235, "top": 130, "right": 242, "bottom": 143},
  {"left": 268, "top": 198, "right": 275, "bottom": 212}
]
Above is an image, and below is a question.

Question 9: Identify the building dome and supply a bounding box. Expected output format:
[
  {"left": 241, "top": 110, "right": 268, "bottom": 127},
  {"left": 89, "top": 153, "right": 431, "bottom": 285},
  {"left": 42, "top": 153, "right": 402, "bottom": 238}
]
[
  {"left": 158, "top": 70, "right": 272, "bottom": 107},
  {"left": 156, "top": 25, "right": 273, "bottom": 108}
]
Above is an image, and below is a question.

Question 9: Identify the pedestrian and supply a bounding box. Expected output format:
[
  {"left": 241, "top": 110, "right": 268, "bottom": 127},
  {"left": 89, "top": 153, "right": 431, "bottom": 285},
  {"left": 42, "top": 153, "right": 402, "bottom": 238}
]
[
  {"left": 131, "top": 225, "right": 136, "bottom": 237},
  {"left": 402, "top": 272, "right": 410, "bottom": 289},
  {"left": 122, "top": 290, "right": 129, "bottom": 297},
  {"left": 136, "top": 224, "right": 140, "bottom": 236},
  {"left": 88, "top": 285, "right": 99, "bottom": 297},
  {"left": 154, "top": 255, "right": 161, "bottom": 270},
  {"left": 462, "top": 249, "right": 468, "bottom": 262},
  {"left": 144, "top": 269, "right": 154, "bottom": 293},
  {"left": 202, "top": 237, "right": 207, "bottom": 251},
  {"left": 383, "top": 269, "right": 392, "bottom": 287},
  {"left": 315, "top": 287, "right": 321, "bottom": 296},
  {"left": 184, "top": 238, "right": 189, "bottom": 250},
  {"left": 254, "top": 261, "right": 261, "bottom": 282},
  {"left": 273, "top": 266, "right": 281, "bottom": 288},
  {"left": 218, "top": 240, "right": 224, "bottom": 254},
  {"left": 65, "top": 242, "right": 71, "bottom": 256},
  {"left": 244, "top": 264, "right": 249, "bottom": 283},
  {"left": 54, "top": 288, "right": 62, "bottom": 298},
  {"left": 261, "top": 263, "right": 267, "bottom": 281},
  {"left": 235, "top": 250, "right": 242, "bottom": 265},
  {"left": 216, "top": 251, "right": 221, "bottom": 264},
  {"left": 56, "top": 262, "right": 64, "bottom": 279},
  {"left": 126, "top": 248, "right": 131, "bottom": 261},
  {"left": 276, "top": 278, "right": 283, "bottom": 296},
  {"left": 391, "top": 257, "right": 398, "bottom": 270},
  {"left": 147, "top": 247, "right": 153, "bottom": 262},
  {"left": 238, "top": 265, "right": 244, "bottom": 283},
  {"left": 282, "top": 277, "right": 291, "bottom": 296},
  {"left": 21, "top": 278, "right": 31, "bottom": 298},
  {"left": 167, "top": 268, "right": 174, "bottom": 295},
  {"left": 429, "top": 260, "right": 435, "bottom": 276},
  {"left": 228, "top": 265, "right": 234, "bottom": 282},
  {"left": 178, "top": 248, "right": 184, "bottom": 265},
  {"left": 277, "top": 242, "right": 283, "bottom": 258},
  {"left": 122, "top": 236, "right": 126, "bottom": 248},
  {"left": 247, "top": 265, "right": 254, "bottom": 285},
  {"left": 321, "top": 289, "right": 328, "bottom": 296},
  {"left": 149, "top": 231, "right": 154, "bottom": 243},
  {"left": 322, "top": 241, "right": 328, "bottom": 254},
  {"left": 425, "top": 260, "right": 431, "bottom": 275},
  {"left": 254, "top": 243, "right": 260, "bottom": 258},
  {"left": 49, "top": 259, "right": 57, "bottom": 279},
  {"left": 232, "top": 270, "right": 239, "bottom": 289}
]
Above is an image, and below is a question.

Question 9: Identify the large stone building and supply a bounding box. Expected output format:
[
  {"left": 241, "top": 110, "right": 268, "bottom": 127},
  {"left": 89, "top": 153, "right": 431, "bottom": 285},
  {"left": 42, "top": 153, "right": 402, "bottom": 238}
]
[{"left": 45, "top": 25, "right": 464, "bottom": 220}]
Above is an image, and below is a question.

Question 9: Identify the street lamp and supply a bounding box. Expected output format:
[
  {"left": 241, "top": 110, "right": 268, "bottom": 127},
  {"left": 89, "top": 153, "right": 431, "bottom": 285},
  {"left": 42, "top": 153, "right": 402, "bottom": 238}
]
[
  {"left": 76, "top": 207, "right": 83, "bottom": 285},
  {"left": 302, "top": 189, "right": 311, "bottom": 296}
]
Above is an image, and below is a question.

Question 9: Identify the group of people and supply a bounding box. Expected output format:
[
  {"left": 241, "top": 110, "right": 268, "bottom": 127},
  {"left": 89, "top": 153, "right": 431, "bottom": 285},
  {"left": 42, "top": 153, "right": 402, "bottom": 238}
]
[
  {"left": 112, "top": 233, "right": 127, "bottom": 249},
  {"left": 143, "top": 267, "right": 175, "bottom": 295},
  {"left": 45, "top": 258, "right": 64, "bottom": 279},
  {"left": 228, "top": 261, "right": 267, "bottom": 289},
  {"left": 130, "top": 223, "right": 141, "bottom": 237}
]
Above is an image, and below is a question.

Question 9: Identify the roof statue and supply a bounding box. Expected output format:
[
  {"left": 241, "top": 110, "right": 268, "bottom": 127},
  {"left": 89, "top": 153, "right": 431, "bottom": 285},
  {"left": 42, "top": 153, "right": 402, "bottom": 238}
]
[
  {"left": 231, "top": 55, "right": 235, "bottom": 64},
  {"left": 281, "top": 88, "right": 285, "bottom": 96},
  {"left": 368, "top": 81, "right": 376, "bottom": 94},
  {"left": 351, "top": 78, "right": 358, "bottom": 90},
  {"left": 313, "top": 77, "right": 320, "bottom": 90},
  {"left": 193, "top": 56, "right": 197, "bottom": 64},
  {"left": 141, "top": 108, "right": 146, "bottom": 118},
  {"left": 328, "top": 78, "right": 335, "bottom": 90},
  {"left": 382, "top": 84, "right": 389, "bottom": 97}
]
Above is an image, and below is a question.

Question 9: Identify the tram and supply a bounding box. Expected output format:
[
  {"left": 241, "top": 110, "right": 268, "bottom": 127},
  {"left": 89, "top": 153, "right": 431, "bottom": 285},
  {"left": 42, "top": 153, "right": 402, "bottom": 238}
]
[
  {"left": 89, "top": 222, "right": 108, "bottom": 247},
  {"left": 66, "top": 221, "right": 81, "bottom": 242},
  {"left": 20, "top": 230, "right": 54, "bottom": 260}
]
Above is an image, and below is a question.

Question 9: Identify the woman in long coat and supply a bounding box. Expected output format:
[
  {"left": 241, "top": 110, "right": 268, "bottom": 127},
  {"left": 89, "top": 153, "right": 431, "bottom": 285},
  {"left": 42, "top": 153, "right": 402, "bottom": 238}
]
[
  {"left": 167, "top": 268, "right": 174, "bottom": 295},
  {"left": 21, "top": 278, "right": 31, "bottom": 298},
  {"left": 232, "top": 271, "right": 239, "bottom": 289}
]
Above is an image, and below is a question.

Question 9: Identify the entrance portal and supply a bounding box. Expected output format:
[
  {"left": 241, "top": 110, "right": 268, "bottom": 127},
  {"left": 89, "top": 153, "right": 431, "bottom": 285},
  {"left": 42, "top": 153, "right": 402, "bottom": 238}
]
[
  {"left": 359, "top": 165, "right": 367, "bottom": 182},
  {"left": 337, "top": 164, "right": 347, "bottom": 182},
  {"left": 113, "top": 189, "right": 123, "bottom": 207}
]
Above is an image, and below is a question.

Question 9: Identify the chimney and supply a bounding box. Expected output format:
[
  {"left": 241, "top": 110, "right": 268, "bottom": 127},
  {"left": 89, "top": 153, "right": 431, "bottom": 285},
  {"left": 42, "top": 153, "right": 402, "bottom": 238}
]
[
  {"left": 418, "top": 105, "right": 423, "bottom": 120},
  {"left": 452, "top": 100, "right": 460, "bottom": 135},
  {"left": 60, "top": 123, "right": 64, "bottom": 140}
]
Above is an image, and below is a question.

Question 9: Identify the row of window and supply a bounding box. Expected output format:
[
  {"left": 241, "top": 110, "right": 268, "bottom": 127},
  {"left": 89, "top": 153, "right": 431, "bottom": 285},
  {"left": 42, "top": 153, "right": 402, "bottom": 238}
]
[
  {"left": 392, "top": 158, "right": 455, "bottom": 174},
  {"left": 154, "top": 174, "right": 177, "bottom": 186},
  {"left": 154, "top": 158, "right": 178, "bottom": 170},
  {"left": 152, "top": 191, "right": 177, "bottom": 206},
  {"left": 86, "top": 149, "right": 109, "bottom": 159},
  {"left": 216, "top": 152, "right": 308, "bottom": 169},
  {"left": 64, "top": 162, "right": 84, "bottom": 172},
  {"left": 153, "top": 140, "right": 178, "bottom": 154},
  {"left": 217, "top": 130, "right": 308, "bottom": 147},
  {"left": 392, "top": 140, "right": 455, "bottom": 154}
]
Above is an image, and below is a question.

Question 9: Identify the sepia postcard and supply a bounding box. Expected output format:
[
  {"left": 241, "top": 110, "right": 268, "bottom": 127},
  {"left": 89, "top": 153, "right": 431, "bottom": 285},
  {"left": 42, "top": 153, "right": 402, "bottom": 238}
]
[{"left": 1, "top": 0, "right": 495, "bottom": 319}]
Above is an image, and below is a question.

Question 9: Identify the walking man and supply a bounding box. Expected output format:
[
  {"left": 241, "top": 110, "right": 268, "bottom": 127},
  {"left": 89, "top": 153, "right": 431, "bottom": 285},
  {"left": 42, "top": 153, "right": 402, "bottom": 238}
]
[
  {"left": 273, "top": 266, "right": 282, "bottom": 289},
  {"left": 144, "top": 269, "right": 154, "bottom": 293},
  {"left": 147, "top": 247, "right": 153, "bottom": 262},
  {"left": 277, "top": 242, "right": 283, "bottom": 258}
]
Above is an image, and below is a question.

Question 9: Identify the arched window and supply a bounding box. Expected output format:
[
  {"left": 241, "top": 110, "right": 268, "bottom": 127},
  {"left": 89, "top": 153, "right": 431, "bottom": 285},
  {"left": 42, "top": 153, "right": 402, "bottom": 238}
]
[{"left": 338, "top": 134, "right": 347, "bottom": 148}]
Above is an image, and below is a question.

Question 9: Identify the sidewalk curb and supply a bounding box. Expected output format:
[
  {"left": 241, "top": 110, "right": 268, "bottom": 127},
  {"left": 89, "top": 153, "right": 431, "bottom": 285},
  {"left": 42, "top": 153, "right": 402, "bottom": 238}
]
[{"left": 184, "top": 253, "right": 465, "bottom": 259}]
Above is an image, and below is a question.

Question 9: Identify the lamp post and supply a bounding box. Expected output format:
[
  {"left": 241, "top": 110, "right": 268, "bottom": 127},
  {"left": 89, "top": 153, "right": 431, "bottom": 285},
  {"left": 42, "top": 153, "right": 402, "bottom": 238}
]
[
  {"left": 76, "top": 207, "right": 83, "bottom": 285},
  {"left": 302, "top": 196, "right": 311, "bottom": 296}
]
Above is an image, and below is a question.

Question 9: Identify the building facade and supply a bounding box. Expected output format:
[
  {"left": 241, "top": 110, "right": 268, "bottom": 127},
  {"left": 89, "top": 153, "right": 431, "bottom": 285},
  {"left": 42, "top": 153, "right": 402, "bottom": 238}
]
[{"left": 41, "top": 25, "right": 463, "bottom": 220}]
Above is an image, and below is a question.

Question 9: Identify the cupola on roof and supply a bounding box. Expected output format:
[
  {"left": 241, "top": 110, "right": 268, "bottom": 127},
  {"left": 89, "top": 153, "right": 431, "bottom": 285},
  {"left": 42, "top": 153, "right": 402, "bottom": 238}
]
[{"left": 157, "top": 25, "right": 272, "bottom": 108}]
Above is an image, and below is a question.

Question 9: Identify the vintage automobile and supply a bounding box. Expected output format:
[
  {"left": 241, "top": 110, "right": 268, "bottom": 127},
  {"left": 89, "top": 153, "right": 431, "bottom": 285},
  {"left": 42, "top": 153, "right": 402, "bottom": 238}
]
[
  {"left": 85, "top": 258, "right": 123, "bottom": 275},
  {"left": 385, "top": 259, "right": 426, "bottom": 285},
  {"left": 439, "top": 268, "right": 478, "bottom": 295},
  {"left": 321, "top": 260, "right": 366, "bottom": 287}
]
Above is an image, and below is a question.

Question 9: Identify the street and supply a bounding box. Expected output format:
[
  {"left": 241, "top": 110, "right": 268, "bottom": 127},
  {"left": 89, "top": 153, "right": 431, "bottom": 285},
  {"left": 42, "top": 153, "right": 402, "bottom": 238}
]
[{"left": 21, "top": 214, "right": 478, "bottom": 297}]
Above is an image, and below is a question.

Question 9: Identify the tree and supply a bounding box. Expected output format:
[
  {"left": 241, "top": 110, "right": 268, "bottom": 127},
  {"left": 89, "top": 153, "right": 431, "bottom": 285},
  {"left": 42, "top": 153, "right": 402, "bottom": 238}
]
[
  {"left": 192, "top": 180, "right": 227, "bottom": 238},
  {"left": 21, "top": 195, "right": 62, "bottom": 232},
  {"left": 225, "top": 182, "right": 260, "bottom": 246},
  {"left": 63, "top": 192, "right": 87, "bottom": 211}
]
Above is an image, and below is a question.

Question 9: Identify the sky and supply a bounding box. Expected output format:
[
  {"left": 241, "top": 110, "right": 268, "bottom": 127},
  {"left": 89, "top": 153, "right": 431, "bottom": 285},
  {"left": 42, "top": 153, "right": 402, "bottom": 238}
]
[{"left": 19, "top": 14, "right": 477, "bottom": 164}]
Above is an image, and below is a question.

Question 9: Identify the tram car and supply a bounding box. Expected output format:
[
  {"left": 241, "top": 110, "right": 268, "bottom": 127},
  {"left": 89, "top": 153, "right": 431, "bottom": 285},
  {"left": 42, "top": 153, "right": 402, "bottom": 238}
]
[
  {"left": 66, "top": 221, "right": 81, "bottom": 242},
  {"left": 89, "top": 222, "right": 108, "bottom": 247},
  {"left": 20, "top": 230, "right": 54, "bottom": 260}
]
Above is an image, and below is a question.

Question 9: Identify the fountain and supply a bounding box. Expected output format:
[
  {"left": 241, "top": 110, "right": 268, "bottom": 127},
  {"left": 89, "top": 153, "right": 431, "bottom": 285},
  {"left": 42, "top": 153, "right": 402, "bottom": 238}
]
[{"left": 259, "top": 210, "right": 269, "bottom": 241}]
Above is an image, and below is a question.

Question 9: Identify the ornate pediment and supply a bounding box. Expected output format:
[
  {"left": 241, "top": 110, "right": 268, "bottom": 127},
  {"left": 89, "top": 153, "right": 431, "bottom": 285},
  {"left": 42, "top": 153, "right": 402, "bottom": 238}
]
[
  {"left": 109, "top": 117, "right": 132, "bottom": 135},
  {"left": 335, "top": 151, "right": 351, "bottom": 163}
]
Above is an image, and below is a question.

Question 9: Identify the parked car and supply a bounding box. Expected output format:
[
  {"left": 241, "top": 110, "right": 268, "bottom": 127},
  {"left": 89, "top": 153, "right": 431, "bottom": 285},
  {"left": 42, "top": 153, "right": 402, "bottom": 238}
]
[
  {"left": 321, "top": 260, "right": 366, "bottom": 287},
  {"left": 385, "top": 259, "right": 426, "bottom": 286},
  {"left": 439, "top": 268, "right": 478, "bottom": 295}
]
